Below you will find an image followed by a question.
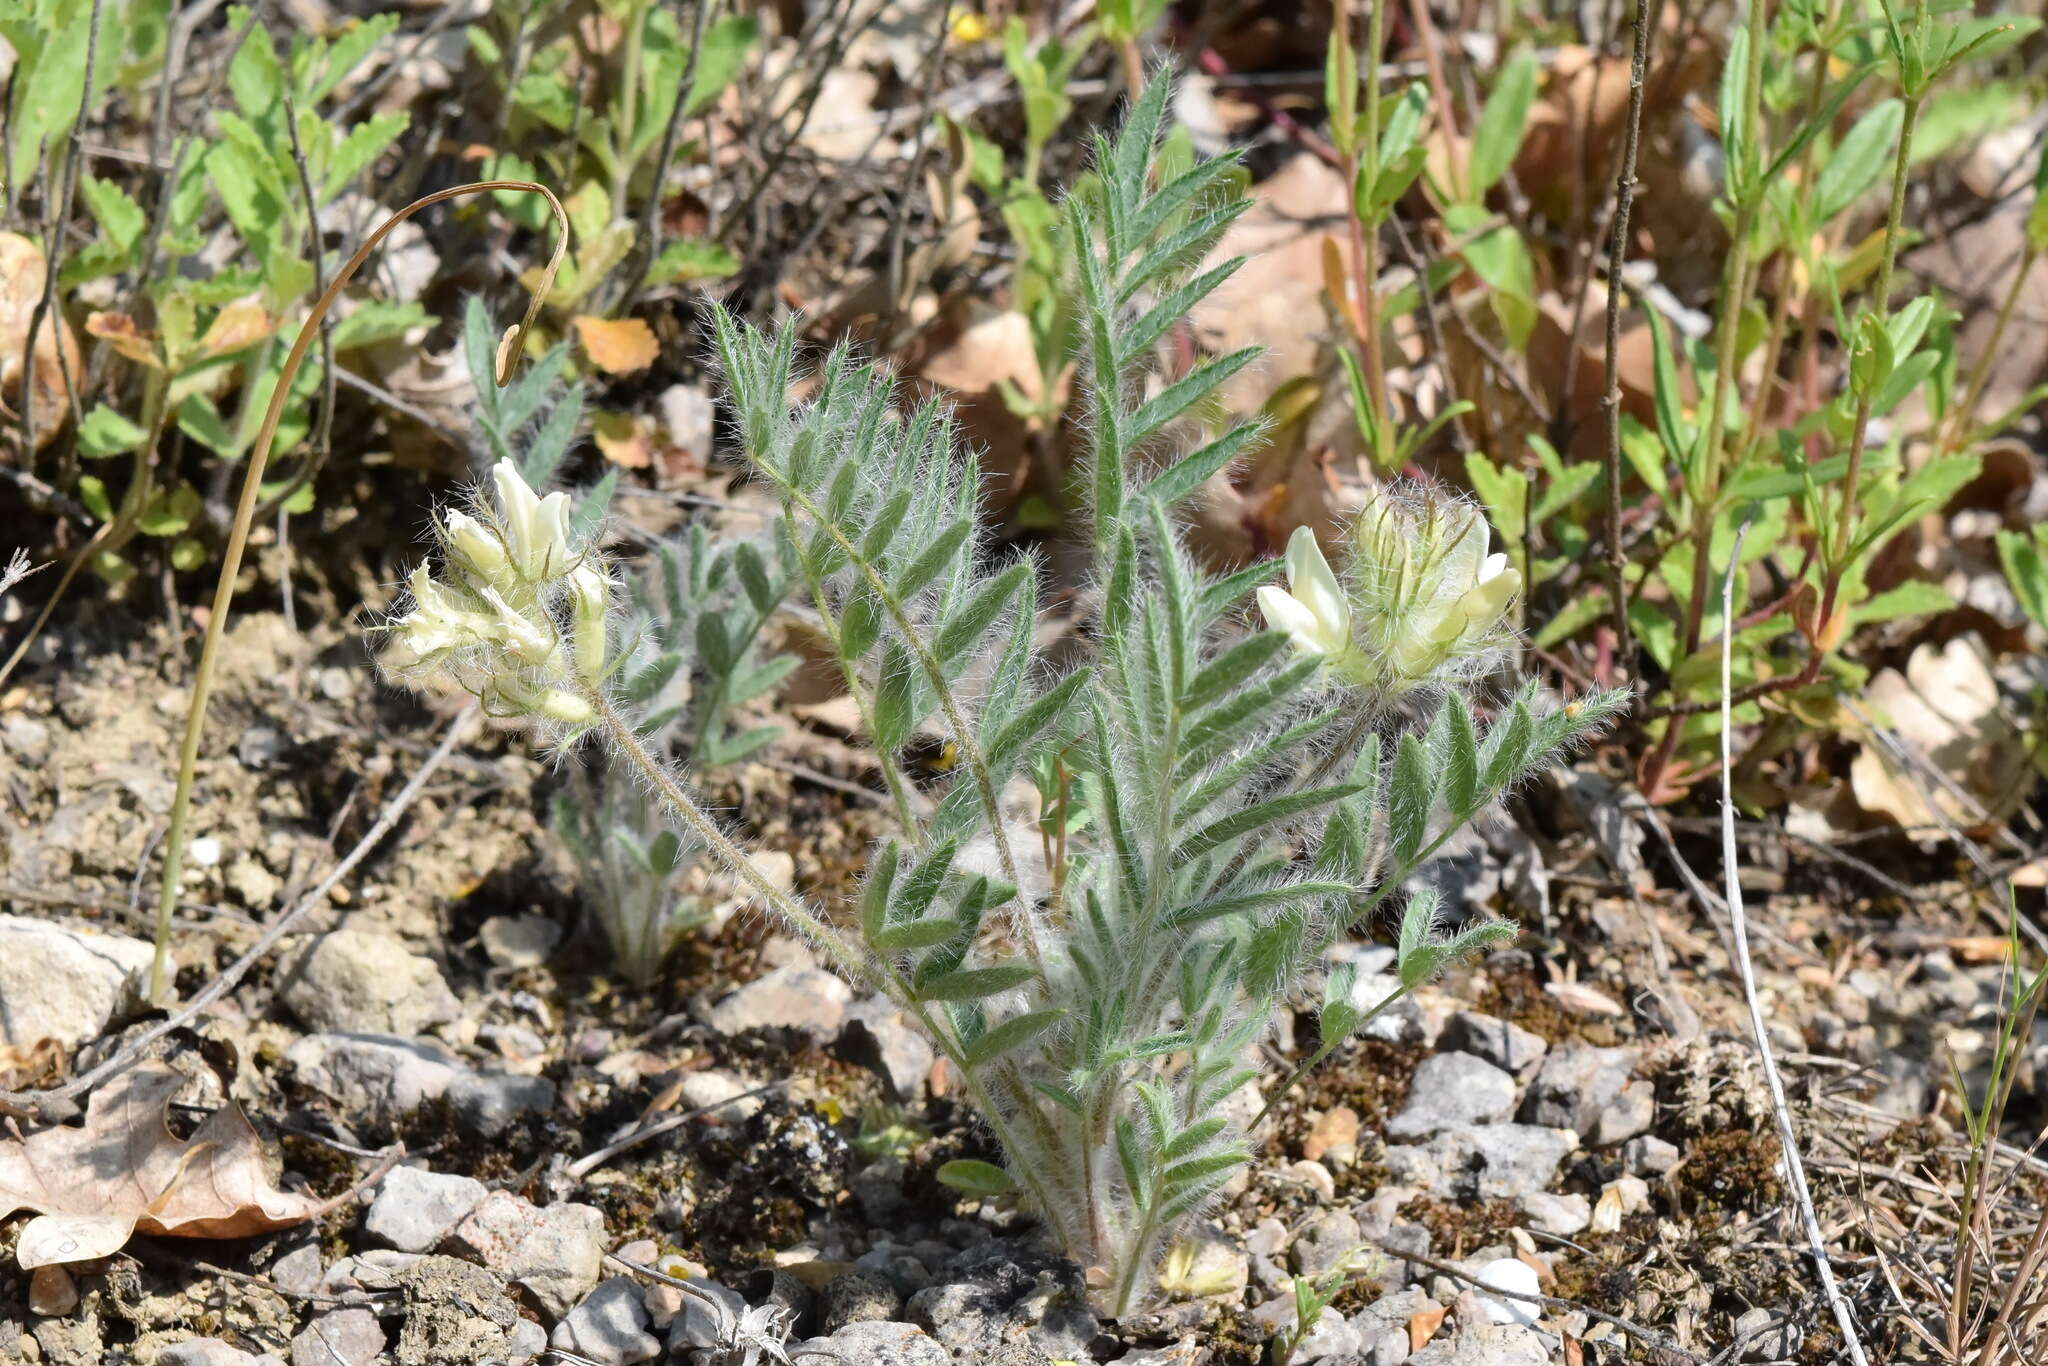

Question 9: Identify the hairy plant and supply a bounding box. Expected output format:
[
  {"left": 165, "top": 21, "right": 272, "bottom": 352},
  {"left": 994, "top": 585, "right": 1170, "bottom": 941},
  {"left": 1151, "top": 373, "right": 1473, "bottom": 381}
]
[{"left": 383, "top": 79, "right": 1622, "bottom": 1314}]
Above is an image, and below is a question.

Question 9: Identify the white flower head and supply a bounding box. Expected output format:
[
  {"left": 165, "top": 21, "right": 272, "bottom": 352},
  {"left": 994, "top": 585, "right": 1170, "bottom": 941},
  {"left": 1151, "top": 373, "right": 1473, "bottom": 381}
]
[
  {"left": 493, "top": 458, "right": 574, "bottom": 581},
  {"left": 1257, "top": 527, "right": 1354, "bottom": 665}
]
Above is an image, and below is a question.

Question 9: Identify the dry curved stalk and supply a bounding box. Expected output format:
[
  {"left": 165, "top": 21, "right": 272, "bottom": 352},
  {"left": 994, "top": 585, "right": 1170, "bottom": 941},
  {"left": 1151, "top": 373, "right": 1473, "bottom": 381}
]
[{"left": 148, "top": 180, "right": 569, "bottom": 1002}]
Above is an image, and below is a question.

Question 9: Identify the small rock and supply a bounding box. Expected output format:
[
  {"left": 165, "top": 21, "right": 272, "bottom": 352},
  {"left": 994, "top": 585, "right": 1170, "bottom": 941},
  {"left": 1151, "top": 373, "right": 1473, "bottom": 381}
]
[
  {"left": 506, "top": 1320, "right": 547, "bottom": 1365},
  {"left": 1387, "top": 1053, "right": 1518, "bottom": 1138},
  {"left": 789, "top": 1320, "right": 949, "bottom": 1366},
  {"left": 1625, "top": 1134, "right": 1680, "bottom": 1176},
  {"left": 1352, "top": 1285, "right": 1435, "bottom": 1358},
  {"left": 1517, "top": 1191, "right": 1591, "bottom": 1237},
  {"left": 0, "top": 915, "right": 155, "bottom": 1050},
  {"left": 1302, "top": 1106, "right": 1360, "bottom": 1165},
  {"left": 1592, "top": 1079, "right": 1655, "bottom": 1146},
  {"left": 820, "top": 1270, "right": 902, "bottom": 1332},
  {"left": 0, "top": 714, "right": 52, "bottom": 764},
  {"left": 188, "top": 836, "right": 224, "bottom": 867},
  {"left": 1733, "top": 1306, "right": 1802, "bottom": 1361},
  {"left": 279, "top": 929, "right": 460, "bottom": 1035},
  {"left": 1292, "top": 1209, "right": 1365, "bottom": 1278},
  {"left": 1350, "top": 972, "right": 1426, "bottom": 1043},
  {"left": 392, "top": 1256, "right": 521, "bottom": 1365},
  {"left": 705, "top": 965, "right": 851, "bottom": 1038},
  {"left": 270, "top": 1244, "right": 324, "bottom": 1296},
  {"left": 1295, "top": 1309, "right": 1363, "bottom": 1360},
  {"left": 226, "top": 858, "right": 283, "bottom": 908},
  {"left": 156, "top": 1342, "right": 285, "bottom": 1366},
  {"left": 1403, "top": 1322, "right": 1549, "bottom": 1365},
  {"left": 677, "top": 1069, "right": 765, "bottom": 1123},
  {"left": 1383, "top": 1125, "right": 1579, "bottom": 1200},
  {"left": 363, "top": 1167, "right": 487, "bottom": 1253},
  {"left": 449, "top": 1070, "right": 556, "bottom": 1138},
  {"left": 1474, "top": 1258, "right": 1540, "bottom": 1327},
  {"left": 290, "top": 1307, "right": 383, "bottom": 1366},
  {"left": 905, "top": 1240, "right": 1096, "bottom": 1363},
  {"left": 1439, "top": 1010, "right": 1549, "bottom": 1073},
  {"left": 1284, "top": 1157, "right": 1338, "bottom": 1202},
  {"left": 1519, "top": 1045, "right": 1639, "bottom": 1135},
  {"left": 284, "top": 1033, "right": 463, "bottom": 1126},
  {"left": 27, "top": 1267, "right": 75, "bottom": 1317},
  {"left": 480, "top": 914, "right": 561, "bottom": 969},
  {"left": 839, "top": 998, "right": 936, "bottom": 1101},
  {"left": 446, "top": 1191, "right": 605, "bottom": 1318},
  {"left": 666, "top": 1277, "right": 745, "bottom": 1352},
  {"left": 852, "top": 1156, "right": 910, "bottom": 1223},
  {"left": 550, "top": 1279, "right": 661, "bottom": 1366}
]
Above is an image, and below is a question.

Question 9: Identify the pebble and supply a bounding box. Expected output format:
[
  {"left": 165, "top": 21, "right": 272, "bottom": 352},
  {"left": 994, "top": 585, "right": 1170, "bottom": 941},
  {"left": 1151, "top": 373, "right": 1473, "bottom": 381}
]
[
  {"left": 1291, "top": 1208, "right": 1365, "bottom": 1278},
  {"left": 1733, "top": 1306, "right": 1802, "bottom": 1361},
  {"left": 839, "top": 998, "right": 936, "bottom": 1100},
  {"left": 284, "top": 1032, "right": 464, "bottom": 1126},
  {"left": 820, "top": 1269, "right": 903, "bottom": 1332},
  {"left": 1592, "top": 1078, "right": 1656, "bottom": 1145},
  {"left": 550, "top": 1279, "right": 662, "bottom": 1366},
  {"left": 1403, "top": 1323, "right": 1550, "bottom": 1365},
  {"left": 667, "top": 1276, "right": 745, "bottom": 1352},
  {"left": 289, "top": 1307, "right": 383, "bottom": 1366},
  {"left": 449, "top": 1069, "right": 556, "bottom": 1138},
  {"left": 788, "top": 1320, "right": 950, "bottom": 1366},
  {"left": 445, "top": 1191, "right": 606, "bottom": 1318},
  {"left": 1284, "top": 1157, "right": 1338, "bottom": 1202},
  {"left": 1384, "top": 1124, "right": 1579, "bottom": 1200},
  {"left": 1517, "top": 1191, "right": 1591, "bottom": 1237},
  {"left": 1519, "top": 1045, "right": 1640, "bottom": 1136},
  {"left": 1625, "top": 1134, "right": 1680, "bottom": 1176},
  {"left": 678, "top": 1068, "right": 765, "bottom": 1123},
  {"left": 1351, "top": 1285, "right": 1436, "bottom": 1365},
  {"left": 27, "top": 1267, "right": 75, "bottom": 1317},
  {"left": 1387, "top": 1052, "right": 1518, "bottom": 1138},
  {"left": 0, "top": 914, "right": 155, "bottom": 1050},
  {"left": 1301, "top": 1105, "right": 1360, "bottom": 1165},
  {"left": 704, "top": 964, "right": 852, "bottom": 1038},
  {"left": 1474, "top": 1258, "right": 1541, "bottom": 1327},
  {"left": 1438, "top": 1010, "right": 1549, "bottom": 1073},
  {"left": 156, "top": 1342, "right": 287, "bottom": 1366},
  {"left": 1348, "top": 971, "right": 1426, "bottom": 1043},
  {"left": 363, "top": 1166, "right": 487, "bottom": 1253},
  {"left": 278, "top": 929, "right": 460, "bottom": 1035},
  {"left": 479, "top": 914, "right": 561, "bottom": 969}
]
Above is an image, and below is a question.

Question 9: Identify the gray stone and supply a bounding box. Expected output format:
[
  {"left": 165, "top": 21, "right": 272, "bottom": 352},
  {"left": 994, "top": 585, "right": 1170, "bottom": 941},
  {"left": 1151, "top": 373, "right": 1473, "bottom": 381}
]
[
  {"left": 550, "top": 1279, "right": 661, "bottom": 1365},
  {"left": 667, "top": 1277, "right": 745, "bottom": 1352},
  {"left": 1387, "top": 1053, "right": 1518, "bottom": 1139},
  {"left": 1383, "top": 1125, "right": 1579, "bottom": 1200},
  {"left": 1625, "top": 1134, "right": 1680, "bottom": 1176},
  {"left": 290, "top": 1308, "right": 383, "bottom": 1366},
  {"left": 1403, "top": 1323, "right": 1549, "bottom": 1365},
  {"left": 705, "top": 964, "right": 851, "bottom": 1038},
  {"left": 852, "top": 1156, "right": 910, "bottom": 1223},
  {"left": 391, "top": 1256, "right": 521, "bottom": 1366},
  {"left": 1733, "top": 1306, "right": 1802, "bottom": 1361},
  {"left": 821, "top": 1270, "right": 902, "bottom": 1332},
  {"left": 449, "top": 1070, "right": 556, "bottom": 1138},
  {"left": 1592, "top": 1079, "right": 1655, "bottom": 1146},
  {"left": 1350, "top": 1286, "right": 1435, "bottom": 1365},
  {"left": 279, "top": 928, "right": 460, "bottom": 1035},
  {"left": 285, "top": 1032, "right": 463, "bottom": 1126},
  {"left": 1350, "top": 972, "right": 1426, "bottom": 1043},
  {"left": 479, "top": 914, "right": 561, "bottom": 969},
  {"left": 905, "top": 1241, "right": 1096, "bottom": 1363},
  {"left": 156, "top": 1342, "right": 285, "bottom": 1366},
  {"left": 1439, "top": 1011, "right": 1549, "bottom": 1073},
  {"left": 840, "top": 998, "right": 937, "bottom": 1100},
  {"left": 789, "top": 1320, "right": 949, "bottom": 1366},
  {"left": 364, "top": 1166, "right": 487, "bottom": 1253},
  {"left": 1519, "top": 1045, "right": 1639, "bottom": 1136},
  {"left": 507, "top": 1319, "right": 547, "bottom": 1365},
  {"left": 445, "top": 1191, "right": 606, "bottom": 1318},
  {"left": 1517, "top": 1191, "right": 1591, "bottom": 1236},
  {"left": 0, "top": 914, "right": 154, "bottom": 1051},
  {"left": 1292, "top": 1208, "right": 1365, "bottom": 1278}
]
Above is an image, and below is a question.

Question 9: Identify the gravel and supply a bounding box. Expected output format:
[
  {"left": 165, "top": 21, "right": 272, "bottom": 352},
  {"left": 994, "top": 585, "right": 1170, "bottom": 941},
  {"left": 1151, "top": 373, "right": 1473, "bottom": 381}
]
[
  {"left": 1386, "top": 1052, "right": 1519, "bottom": 1138},
  {"left": 444, "top": 1191, "right": 606, "bottom": 1318},
  {"left": 1438, "top": 1009, "right": 1549, "bottom": 1073},
  {"left": 278, "top": 928, "right": 460, "bottom": 1035},
  {"left": 788, "top": 1320, "right": 951, "bottom": 1366},
  {"left": 284, "top": 1032, "right": 464, "bottom": 1127},
  {"left": 362, "top": 1166, "right": 487, "bottom": 1254},
  {"left": 550, "top": 1279, "right": 662, "bottom": 1366},
  {"left": 1383, "top": 1124, "right": 1580, "bottom": 1200}
]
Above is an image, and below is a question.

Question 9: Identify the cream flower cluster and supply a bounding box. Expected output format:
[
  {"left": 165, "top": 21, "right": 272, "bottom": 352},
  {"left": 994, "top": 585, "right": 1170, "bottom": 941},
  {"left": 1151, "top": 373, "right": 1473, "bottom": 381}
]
[
  {"left": 386, "top": 460, "right": 614, "bottom": 728},
  {"left": 1257, "top": 485, "right": 1520, "bottom": 697}
]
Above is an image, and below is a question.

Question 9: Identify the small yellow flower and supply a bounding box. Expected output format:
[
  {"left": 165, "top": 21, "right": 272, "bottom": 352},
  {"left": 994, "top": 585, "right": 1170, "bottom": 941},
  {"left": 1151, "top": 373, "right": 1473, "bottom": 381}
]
[{"left": 948, "top": 7, "right": 992, "bottom": 45}]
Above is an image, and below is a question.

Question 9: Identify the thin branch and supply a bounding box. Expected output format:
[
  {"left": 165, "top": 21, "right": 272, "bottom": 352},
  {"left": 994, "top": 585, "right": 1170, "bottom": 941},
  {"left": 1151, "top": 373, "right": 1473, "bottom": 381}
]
[{"left": 1717, "top": 512, "right": 1873, "bottom": 1366}]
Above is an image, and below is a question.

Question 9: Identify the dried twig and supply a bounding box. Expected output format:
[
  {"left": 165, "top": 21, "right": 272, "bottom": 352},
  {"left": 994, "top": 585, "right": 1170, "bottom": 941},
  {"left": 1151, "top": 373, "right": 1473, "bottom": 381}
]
[
  {"left": 1717, "top": 514, "right": 1873, "bottom": 1366},
  {"left": 566, "top": 1079, "right": 791, "bottom": 1178}
]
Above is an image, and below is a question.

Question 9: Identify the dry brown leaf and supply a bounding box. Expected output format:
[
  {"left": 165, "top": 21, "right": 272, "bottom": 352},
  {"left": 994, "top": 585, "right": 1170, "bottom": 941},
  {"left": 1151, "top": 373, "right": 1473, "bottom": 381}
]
[
  {"left": 0, "top": 1039, "right": 65, "bottom": 1092},
  {"left": 201, "top": 301, "right": 275, "bottom": 357},
  {"left": 1, "top": 233, "right": 84, "bottom": 447},
  {"left": 84, "top": 311, "right": 162, "bottom": 368},
  {"left": 573, "top": 315, "right": 660, "bottom": 374},
  {"left": 1850, "top": 635, "right": 2034, "bottom": 829},
  {"left": 0, "top": 1062, "right": 353, "bottom": 1268},
  {"left": 1409, "top": 1302, "right": 1448, "bottom": 1352},
  {"left": 592, "top": 410, "right": 654, "bottom": 469}
]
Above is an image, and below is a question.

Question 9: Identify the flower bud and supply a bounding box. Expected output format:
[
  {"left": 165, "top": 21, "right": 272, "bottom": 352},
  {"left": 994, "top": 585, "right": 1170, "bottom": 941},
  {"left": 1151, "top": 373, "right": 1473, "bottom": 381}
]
[
  {"left": 569, "top": 564, "right": 612, "bottom": 684},
  {"left": 479, "top": 586, "right": 557, "bottom": 665},
  {"left": 445, "top": 511, "right": 513, "bottom": 592},
  {"left": 1257, "top": 527, "right": 1353, "bottom": 663},
  {"left": 493, "top": 459, "right": 574, "bottom": 581}
]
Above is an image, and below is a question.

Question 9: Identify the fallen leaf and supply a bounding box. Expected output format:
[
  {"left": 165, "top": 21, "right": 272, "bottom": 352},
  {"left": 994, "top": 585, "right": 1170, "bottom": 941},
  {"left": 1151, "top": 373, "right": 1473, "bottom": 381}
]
[
  {"left": 592, "top": 410, "right": 654, "bottom": 468},
  {"left": 1543, "top": 980, "right": 1626, "bottom": 1018},
  {"left": 0, "top": 1062, "right": 356, "bottom": 1268},
  {"left": 1850, "top": 634, "right": 2034, "bottom": 829},
  {"left": 84, "top": 311, "right": 162, "bottom": 368},
  {"left": 573, "top": 315, "right": 660, "bottom": 374},
  {"left": 1, "top": 233, "right": 84, "bottom": 446},
  {"left": 1409, "top": 1302, "right": 1448, "bottom": 1352},
  {"left": 200, "top": 300, "right": 275, "bottom": 357}
]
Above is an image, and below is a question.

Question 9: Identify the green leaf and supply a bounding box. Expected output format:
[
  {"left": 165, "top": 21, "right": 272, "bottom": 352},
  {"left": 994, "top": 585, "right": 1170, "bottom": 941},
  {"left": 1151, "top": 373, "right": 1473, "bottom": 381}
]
[
  {"left": 919, "top": 965, "right": 1038, "bottom": 1001},
  {"left": 321, "top": 112, "right": 409, "bottom": 201},
  {"left": 646, "top": 238, "right": 741, "bottom": 287},
  {"left": 961, "top": 1009, "right": 1064, "bottom": 1068},
  {"left": 1811, "top": 98, "right": 1902, "bottom": 223},
  {"left": 935, "top": 1159, "right": 1015, "bottom": 1197},
  {"left": 1387, "top": 733, "right": 1434, "bottom": 865},
  {"left": 1468, "top": 49, "right": 1538, "bottom": 195},
  {"left": 78, "top": 404, "right": 148, "bottom": 459},
  {"left": 79, "top": 174, "right": 146, "bottom": 255},
  {"left": 1998, "top": 530, "right": 2048, "bottom": 630},
  {"left": 77, "top": 474, "right": 114, "bottom": 523}
]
